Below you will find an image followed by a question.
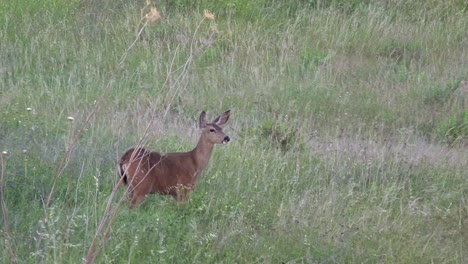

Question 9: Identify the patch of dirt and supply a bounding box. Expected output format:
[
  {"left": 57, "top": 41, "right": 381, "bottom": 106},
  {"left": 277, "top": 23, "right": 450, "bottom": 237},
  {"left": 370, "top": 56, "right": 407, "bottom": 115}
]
[{"left": 308, "top": 135, "right": 468, "bottom": 168}]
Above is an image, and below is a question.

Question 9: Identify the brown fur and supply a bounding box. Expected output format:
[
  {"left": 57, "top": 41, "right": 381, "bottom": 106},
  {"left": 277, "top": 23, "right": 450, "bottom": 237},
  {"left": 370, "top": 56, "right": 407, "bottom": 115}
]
[{"left": 118, "top": 110, "right": 230, "bottom": 208}]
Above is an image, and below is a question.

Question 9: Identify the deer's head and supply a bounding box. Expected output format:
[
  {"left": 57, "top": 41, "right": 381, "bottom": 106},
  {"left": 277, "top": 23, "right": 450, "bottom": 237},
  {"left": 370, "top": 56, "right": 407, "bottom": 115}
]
[{"left": 199, "top": 110, "right": 230, "bottom": 145}]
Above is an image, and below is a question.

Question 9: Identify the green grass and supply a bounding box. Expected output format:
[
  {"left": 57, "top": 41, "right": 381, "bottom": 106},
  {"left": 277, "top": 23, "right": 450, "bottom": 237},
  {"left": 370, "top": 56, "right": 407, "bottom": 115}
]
[{"left": 1, "top": 0, "right": 467, "bottom": 263}]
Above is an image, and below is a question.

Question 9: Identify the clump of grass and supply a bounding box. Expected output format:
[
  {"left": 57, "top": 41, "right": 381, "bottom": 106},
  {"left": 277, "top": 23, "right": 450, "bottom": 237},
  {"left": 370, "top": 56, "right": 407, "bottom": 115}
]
[
  {"left": 421, "top": 78, "right": 468, "bottom": 145},
  {"left": 261, "top": 117, "right": 299, "bottom": 152},
  {"left": 380, "top": 40, "right": 423, "bottom": 65}
]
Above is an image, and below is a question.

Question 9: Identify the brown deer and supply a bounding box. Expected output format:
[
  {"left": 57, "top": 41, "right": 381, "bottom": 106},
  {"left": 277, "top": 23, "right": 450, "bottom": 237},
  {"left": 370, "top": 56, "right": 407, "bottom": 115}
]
[{"left": 118, "top": 110, "right": 230, "bottom": 208}]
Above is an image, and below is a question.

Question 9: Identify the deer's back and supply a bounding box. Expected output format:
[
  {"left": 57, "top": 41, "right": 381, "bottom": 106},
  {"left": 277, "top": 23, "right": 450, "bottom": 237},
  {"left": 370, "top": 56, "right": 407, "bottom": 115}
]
[{"left": 120, "top": 147, "right": 197, "bottom": 195}]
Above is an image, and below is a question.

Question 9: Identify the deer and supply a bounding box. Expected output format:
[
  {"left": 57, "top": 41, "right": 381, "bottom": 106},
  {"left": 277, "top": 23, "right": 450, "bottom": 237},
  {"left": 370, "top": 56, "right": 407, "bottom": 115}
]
[{"left": 117, "top": 110, "right": 230, "bottom": 208}]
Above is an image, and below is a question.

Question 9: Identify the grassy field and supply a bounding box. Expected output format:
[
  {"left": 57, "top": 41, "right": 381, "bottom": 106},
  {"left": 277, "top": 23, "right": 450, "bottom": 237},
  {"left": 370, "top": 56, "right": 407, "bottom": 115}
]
[{"left": 1, "top": 0, "right": 467, "bottom": 263}]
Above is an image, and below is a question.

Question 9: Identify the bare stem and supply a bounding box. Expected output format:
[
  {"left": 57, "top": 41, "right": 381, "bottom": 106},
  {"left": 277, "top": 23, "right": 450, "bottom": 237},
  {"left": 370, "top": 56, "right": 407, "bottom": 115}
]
[
  {"left": 84, "top": 11, "right": 214, "bottom": 264},
  {"left": 34, "top": 81, "right": 115, "bottom": 263},
  {"left": 118, "top": 20, "right": 149, "bottom": 66},
  {"left": 84, "top": 178, "right": 124, "bottom": 264},
  {"left": 162, "top": 17, "right": 207, "bottom": 119}
]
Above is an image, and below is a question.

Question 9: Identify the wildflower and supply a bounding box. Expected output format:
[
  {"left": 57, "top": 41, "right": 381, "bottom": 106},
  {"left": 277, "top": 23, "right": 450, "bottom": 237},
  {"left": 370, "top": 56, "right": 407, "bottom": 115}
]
[
  {"left": 145, "top": 7, "right": 161, "bottom": 23},
  {"left": 1, "top": 151, "right": 7, "bottom": 155},
  {"left": 67, "top": 117, "right": 74, "bottom": 121},
  {"left": 26, "top": 107, "right": 32, "bottom": 111},
  {"left": 204, "top": 10, "right": 215, "bottom": 20}
]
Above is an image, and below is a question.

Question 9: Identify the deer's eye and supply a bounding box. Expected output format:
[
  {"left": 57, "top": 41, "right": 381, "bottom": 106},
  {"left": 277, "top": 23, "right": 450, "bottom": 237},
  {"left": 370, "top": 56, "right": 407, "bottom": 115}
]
[{"left": 209, "top": 128, "right": 216, "bottom": 133}]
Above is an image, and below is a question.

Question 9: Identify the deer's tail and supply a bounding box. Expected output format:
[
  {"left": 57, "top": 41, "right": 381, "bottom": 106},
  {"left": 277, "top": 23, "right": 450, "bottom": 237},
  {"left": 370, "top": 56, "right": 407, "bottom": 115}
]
[
  {"left": 117, "top": 161, "right": 128, "bottom": 185},
  {"left": 118, "top": 147, "right": 149, "bottom": 185}
]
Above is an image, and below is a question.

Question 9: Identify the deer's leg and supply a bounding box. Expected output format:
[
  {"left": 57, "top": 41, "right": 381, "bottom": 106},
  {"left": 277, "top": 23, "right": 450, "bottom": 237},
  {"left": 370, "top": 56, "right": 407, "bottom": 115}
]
[
  {"left": 129, "top": 193, "right": 146, "bottom": 209},
  {"left": 128, "top": 182, "right": 150, "bottom": 209},
  {"left": 178, "top": 186, "right": 191, "bottom": 202},
  {"left": 174, "top": 184, "right": 182, "bottom": 201}
]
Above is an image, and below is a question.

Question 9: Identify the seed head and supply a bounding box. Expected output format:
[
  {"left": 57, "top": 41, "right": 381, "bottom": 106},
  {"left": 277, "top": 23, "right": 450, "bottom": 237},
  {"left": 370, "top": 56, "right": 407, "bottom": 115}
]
[
  {"left": 204, "top": 10, "right": 215, "bottom": 20},
  {"left": 145, "top": 7, "right": 161, "bottom": 23}
]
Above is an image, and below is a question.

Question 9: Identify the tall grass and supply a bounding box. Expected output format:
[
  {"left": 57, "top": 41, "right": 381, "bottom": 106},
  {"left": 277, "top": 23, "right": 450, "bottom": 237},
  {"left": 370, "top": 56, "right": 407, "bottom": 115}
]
[{"left": 1, "top": 0, "right": 467, "bottom": 263}]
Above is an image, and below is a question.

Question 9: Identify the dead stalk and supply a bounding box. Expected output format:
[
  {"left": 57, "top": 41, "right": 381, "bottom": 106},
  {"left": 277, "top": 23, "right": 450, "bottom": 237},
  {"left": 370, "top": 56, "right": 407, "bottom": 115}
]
[
  {"left": 84, "top": 119, "right": 156, "bottom": 263},
  {"left": 85, "top": 9, "right": 215, "bottom": 264},
  {"left": 84, "top": 178, "right": 124, "bottom": 264},
  {"left": 162, "top": 15, "right": 214, "bottom": 118},
  {"left": 118, "top": 20, "right": 149, "bottom": 66},
  {"left": 35, "top": 5, "right": 163, "bottom": 264},
  {"left": 34, "top": 81, "right": 115, "bottom": 263}
]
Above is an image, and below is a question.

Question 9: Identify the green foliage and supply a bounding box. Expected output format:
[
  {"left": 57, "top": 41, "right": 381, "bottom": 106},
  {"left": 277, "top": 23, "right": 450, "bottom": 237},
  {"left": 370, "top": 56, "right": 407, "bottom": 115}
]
[
  {"left": 439, "top": 112, "right": 468, "bottom": 146},
  {"left": 300, "top": 47, "right": 330, "bottom": 69},
  {"left": 422, "top": 78, "right": 467, "bottom": 144},
  {"left": 424, "top": 80, "right": 460, "bottom": 105},
  {"left": 1, "top": 0, "right": 467, "bottom": 263},
  {"left": 381, "top": 40, "right": 423, "bottom": 66},
  {"left": 2, "top": 154, "right": 52, "bottom": 207},
  {"left": 0, "top": 0, "right": 79, "bottom": 18},
  {"left": 260, "top": 117, "right": 301, "bottom": 152}
]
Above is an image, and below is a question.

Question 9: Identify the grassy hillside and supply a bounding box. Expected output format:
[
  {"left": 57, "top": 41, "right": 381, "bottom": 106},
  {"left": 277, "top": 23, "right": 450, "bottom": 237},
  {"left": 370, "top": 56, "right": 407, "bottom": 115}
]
[{"left": 1, "top": 0, "right": 467, "bottom": 263}]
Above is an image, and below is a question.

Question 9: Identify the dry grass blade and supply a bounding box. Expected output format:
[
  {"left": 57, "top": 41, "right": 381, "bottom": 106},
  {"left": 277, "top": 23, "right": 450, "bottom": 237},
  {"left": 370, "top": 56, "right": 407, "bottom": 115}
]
[
  {"left": 0, "top": 154, "right": 17, "bottom": 264},
  {"left": 83, "top": 9, "right": 217, "bottom": 259},
  {"left": 34, "top": 80, "right": 115, "bottom": 263},
  {"left": 45, "top": 81, "right": 113, "bottom": 209},
  {"left": 84, "top": 121, "right": 156, "bottom": 263},
  {"left": 84, "top": 178, "right": 125, "bottom": 264}
]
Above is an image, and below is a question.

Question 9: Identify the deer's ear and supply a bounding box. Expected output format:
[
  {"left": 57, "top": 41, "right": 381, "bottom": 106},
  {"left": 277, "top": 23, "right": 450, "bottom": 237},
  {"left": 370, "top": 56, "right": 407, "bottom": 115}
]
[
  {"left": 212, "top": 110, "right": 230, "bottom": 127},
  {"left": 199, "top": 111, "right": 207, "bottom": 128}
]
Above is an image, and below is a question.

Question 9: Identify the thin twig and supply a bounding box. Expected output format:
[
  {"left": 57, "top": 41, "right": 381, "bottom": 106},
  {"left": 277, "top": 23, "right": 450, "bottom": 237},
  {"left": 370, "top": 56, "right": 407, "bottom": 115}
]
[
  {"left": 118, "top": 20, "right": 149, "bottom": 66},
  {"left": 46, "top": 80, "right": 114, "bottom": 209},
  {"left": 84, "top": 10, "right": 215, "bottom": 264},
  {"left": 84, "top": 177, "right": 124, "bottom": 264},
  {"left": 88, "top": 153, "right": 166, "bottom": 263},
  {"left": 83, "top": 17, "right": 158, "bottom": 263},
  {"left": 85, "top": 179, "right": 132, "bottom": 264},
  {"left": 162, "top": 17, "right": 208, "bottom": 118},
  {"left": 35, "top": 12, "right": 143, "bottom": 261},
  {"left": 85, "top": 119, "right": 156, "bottom": 263},
  {"left": 35, "top": 81, "right": 115, "bottom": 263}
]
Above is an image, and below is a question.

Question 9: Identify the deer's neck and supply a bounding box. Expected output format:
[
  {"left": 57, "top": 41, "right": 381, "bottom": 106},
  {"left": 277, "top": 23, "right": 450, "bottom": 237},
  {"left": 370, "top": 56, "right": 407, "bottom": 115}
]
[{"left": 191, "top": 136, "right": 214, "bottom": 172}]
